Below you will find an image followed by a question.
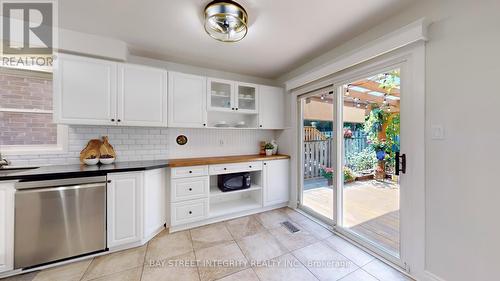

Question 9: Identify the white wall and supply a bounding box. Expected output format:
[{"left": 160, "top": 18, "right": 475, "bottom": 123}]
[
  {"left": 6, "top": 126, "right": 276, "bottom": 166},
  {"left": 280, "top": 1, "right": 500, "bottom": 280}
]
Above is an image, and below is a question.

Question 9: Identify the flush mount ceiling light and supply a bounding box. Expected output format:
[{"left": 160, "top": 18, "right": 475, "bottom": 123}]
[{"left": 204, "top": 0, "right": 248, "bottom": 42}]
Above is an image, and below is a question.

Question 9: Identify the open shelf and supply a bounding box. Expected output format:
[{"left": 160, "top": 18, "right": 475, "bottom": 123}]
[
  {"left": 210, "top": 185, "right": 262, "bottom": 197},
  {"left": 209, "top": 197, "right": 262, "bottom": 218}
]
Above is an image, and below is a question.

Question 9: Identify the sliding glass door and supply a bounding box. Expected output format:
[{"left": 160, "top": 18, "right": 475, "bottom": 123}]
[
  {"left": 298, "top": 65, "right": 405, "bottom": 264},
  {"left": 298, "top": 86, "right": 336, "bottom": 223}
]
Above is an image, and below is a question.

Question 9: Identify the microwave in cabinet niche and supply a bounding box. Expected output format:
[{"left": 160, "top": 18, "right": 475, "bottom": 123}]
[{"left": 217, "top": 172, "right": 251, "bottom": 192}]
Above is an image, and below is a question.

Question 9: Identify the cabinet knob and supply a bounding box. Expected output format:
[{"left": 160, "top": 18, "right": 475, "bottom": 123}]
[
  {"left": 264, "top": 163, "right": 267, "bottom": 166},
  {"left": 188, "top": 211, "right": 192, "bottom": 215},
  {"left": 188, "top": 188, "right": 192, "bottom": 191},
  {"left": 235, "top": 108, "right": 239, "bottom": 110},
  {"left": 189, "top": 171, "right": 193, "bottom": 173},
  {"left": 259, "top": 125, "right": 263, "bottom": 128},
  {"left": 249, "top": 166, "right": 252, "bottom": 168},
  {"left": 224, "top": 168, "right": 227, "bottom": 170},
  {"left": 231, "top": 108, "right": 235, "bottom": 110},
  {"left": 203, "top": 123, "right": 206, "bottom": 127},
  {"left": 107, "top": 180, "right": 112, "bottom": 183},
  {"left": 111, "top": 118, "right": 115, "bottom": 122},
  {"left": 117, "top": 119, "right": 121, "bottom": 122}
]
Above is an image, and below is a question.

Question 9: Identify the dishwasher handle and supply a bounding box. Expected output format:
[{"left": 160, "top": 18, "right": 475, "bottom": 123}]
[
  {"left": 15, "top": 176, "right": 107, "bottom": 190},
  {"left": 15, "top": 182, "right": 106, "bottom": 193}
]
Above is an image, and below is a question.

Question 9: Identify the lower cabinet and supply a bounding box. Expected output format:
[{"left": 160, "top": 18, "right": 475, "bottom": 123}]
[
  {"left": 107, "top": 172, "right": 144, "bottom": 248},
  {"left": 143, "top": 169, "right": 166, "bottom": 240},
  {"left": 0, "top": 182, "right": 15, "bottom": 273},
  {"left": 263, "top": 159, "right": 290, "bottom": 206}
]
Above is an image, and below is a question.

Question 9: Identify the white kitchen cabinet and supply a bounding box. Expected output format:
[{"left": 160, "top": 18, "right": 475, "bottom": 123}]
[
  {"left": 168, "top": 72, "right": 207, "bottom": 128},
  {"left": 117, "top": 64, "right": 167, "bottom": 127},
  {"left": 143, "top": 169, "right": 166, "bottom": 240},
  {"left": 107, "top": 172, "right": 143, "bottom": 248},
  {"left": 259, "top": 85, "right": 286, "bottom": 129},
  {"left": 207, "top": 78, "right": 259, "bottom": 114},
  {"left": 54, "top": 53, "right": 117, "bottom": 125},
  {"left": 0, "top": 182, "right": 14, "bottom": 273},
  {"left": 263, "top": 159, "right": 290, "bottom": 206}
]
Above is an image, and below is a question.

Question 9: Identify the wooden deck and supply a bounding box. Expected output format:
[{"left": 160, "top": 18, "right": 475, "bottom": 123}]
[{"left": 303, "top": 179, "right": 400, "bottom": 255}]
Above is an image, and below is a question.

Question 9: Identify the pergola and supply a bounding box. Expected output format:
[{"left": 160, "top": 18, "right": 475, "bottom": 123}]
[{"left": 303, "top": 78, "right": 400, "bottom": 123}]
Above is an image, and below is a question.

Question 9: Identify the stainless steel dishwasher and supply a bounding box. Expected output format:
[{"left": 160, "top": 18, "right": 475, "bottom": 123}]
[{"left": 14, "top": 176, "right": 107, "bottom": 269}]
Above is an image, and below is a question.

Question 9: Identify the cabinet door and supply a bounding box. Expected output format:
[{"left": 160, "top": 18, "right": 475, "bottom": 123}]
[
  {"left": 143, "top": 169, "right": 166, "bottom": 239},
  {"left": 168, "top": 72, "right": 207, "bottom": 127},
  {"left": 259, "top": 86, "right": 286, "bottom": 129},
  {"left": 207, "top": 78, "right": 235, "bottom": 112},
  {"left": 107, "top": 172, "right": 143, "bottom": 248},
  {"left": 117, "top": 64, "right": 168, "bottom": 127},
  {"left": 263, "top": 159, "right": 290, "bottom": 206},
  {"left": 54, "top": 53, "right": 117, "bottom": 125},
  {"left": 236, "top": 82, "right": 259, "bottom": 113},
  {"left": 0, "top": 183, "right": 14, "bottom": 273}
]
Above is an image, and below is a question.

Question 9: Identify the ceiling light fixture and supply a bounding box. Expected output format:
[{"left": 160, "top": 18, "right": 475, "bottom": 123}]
[{"left": 204, "top": 0, "right": 248, "bottom": 42}]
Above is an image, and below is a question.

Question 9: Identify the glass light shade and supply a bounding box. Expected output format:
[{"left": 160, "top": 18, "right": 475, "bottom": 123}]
[{"left": 204, "top": 1, "right": 248, "bottom": 42}]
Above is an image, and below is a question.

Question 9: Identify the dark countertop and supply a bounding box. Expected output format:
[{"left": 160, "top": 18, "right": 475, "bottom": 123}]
[{"left": 0, "top": 160, "right": 169, "bottom": 181}]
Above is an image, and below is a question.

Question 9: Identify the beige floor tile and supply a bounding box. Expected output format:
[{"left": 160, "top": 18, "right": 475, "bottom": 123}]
[
  {"left": 142, "top": 251, "right": 199, "bottom": 281},
  {"left": 295, "top": 218, "right": 333, "bottom": 240},
  {"left": 253, "top": 253, "right": 318, "bottom": 281},
  {"left": 256, "top": 209, "right": 290, "bottom": 229},
  {"left": 236, "top": 231, "right": 288, "bottom": 263},
  {"left": 190, "top": 222, "right": 234, "bottom": 250},
  {"left": 145, "top": 230, "right": 193, "bottom": 262},
  {"left": 268, "top": 224, "right": 318, "bottom": 251},
  {"left": 292, "top": 241, "right": 358, "bottom": 281},
  {"left": 81, "top": 245, "right": 147, "bottom": 281},
  {"left": 195, "top": 242, "right": 248, "bottom": 281},
  {"left": 339, "top": 269, "right": 378, "bottom": 281},
  {"left": 86, "top": 267, "right": 142, "bottom": 281},
  {"left": 362, "top": 260, "right": 412, "bottom": 281},
  {"left": 282, "top": 207, "right": 310, "bottom": 223},
  {"left": 225, "top": 215, "right": 266, "bottom": 240},
  {"left": 0, "top": 272, "right": 38, "bottom": 281},
  {"left": 33, "top": 259, "right": 92, "bottom": 281},
  {"left": 324, "top": 236, "right": 374, "bottom": 267},
  {"left": 216, "top": 268, "right": 259, "bottom": 281}
]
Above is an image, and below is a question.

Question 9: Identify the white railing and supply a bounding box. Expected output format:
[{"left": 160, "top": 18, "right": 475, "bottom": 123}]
[{"left": 304, "top": 139, "right": 333, "bottom": 179}]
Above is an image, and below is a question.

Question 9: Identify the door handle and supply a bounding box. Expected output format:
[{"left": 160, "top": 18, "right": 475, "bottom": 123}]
[{"left": 395, "top": 152, "right": 406, "bottom": 175}]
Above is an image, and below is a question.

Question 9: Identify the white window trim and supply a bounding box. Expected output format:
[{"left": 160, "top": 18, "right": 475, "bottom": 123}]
[{"left": 0, "top": 124, "right": 68, "bottom": 155}]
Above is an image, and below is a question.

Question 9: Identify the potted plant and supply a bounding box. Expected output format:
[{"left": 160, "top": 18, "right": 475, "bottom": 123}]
[
  {"left": 320, "top": 165, "right": 334, "bottom": 186},
  {"left": 264, "top": 143, "right": 274, "bottom": 156},
  {"left": 343, "top": 167, "right": 356, "bottom": 183}
]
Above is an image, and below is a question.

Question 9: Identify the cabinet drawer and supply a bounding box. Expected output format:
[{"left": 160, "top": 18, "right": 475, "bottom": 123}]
[
  {"left": 171, "top": 165, "right": 208, "bottom": 179},
  {"left": 171, "top": 176, "right": 209, "bottom": 202},
  {"left": 171, "top": 199, "right": 208, "bottom": 226},
  {"left": 209, "top": 161, "right": 262, "bottom": 175}
]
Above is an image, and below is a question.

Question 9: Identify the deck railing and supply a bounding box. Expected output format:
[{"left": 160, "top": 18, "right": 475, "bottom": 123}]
[{"left": 303, "top": 130, "right": 368, "bottom": 179}]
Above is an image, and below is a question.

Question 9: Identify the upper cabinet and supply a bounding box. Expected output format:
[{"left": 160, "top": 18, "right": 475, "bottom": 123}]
[
  {"left": 54, "top": 54, "right": 167, "bottom": 127},
  {"left": 168, "top": 72, "right": 207, "bottom": 128},
  {"left": 259, "top": 85, "right": 286, "bottom": 129},
  {"left": 117, "top": 64, "right": 167, "bottom": 127},
  {"left": 207, "top": 78, "right": 259, "bottom": 114},
  {"left": 54, "top": 53, "right": 117, "bottom": 125}
]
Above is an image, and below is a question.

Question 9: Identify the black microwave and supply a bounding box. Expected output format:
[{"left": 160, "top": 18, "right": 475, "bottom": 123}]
[{"left": 218, "top": 172, "right": 251, "bottom": 192}]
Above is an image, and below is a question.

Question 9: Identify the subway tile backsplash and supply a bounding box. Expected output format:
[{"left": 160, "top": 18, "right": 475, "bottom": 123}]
[{"left": 5, "top": 126, "right": 277, "bottom": 166}]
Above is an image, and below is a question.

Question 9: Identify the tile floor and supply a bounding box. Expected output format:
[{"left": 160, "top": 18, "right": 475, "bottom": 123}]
[{"left": 2, "top": 208, "right": 413, "bottom": 281}]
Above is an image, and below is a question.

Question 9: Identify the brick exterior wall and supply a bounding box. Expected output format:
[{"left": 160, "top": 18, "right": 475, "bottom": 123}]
[{"left": 0, "top": 69, "right": 56, "bottom": 145}]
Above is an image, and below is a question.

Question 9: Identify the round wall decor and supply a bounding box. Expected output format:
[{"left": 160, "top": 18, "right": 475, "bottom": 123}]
[{"left": 176, "top": 135, "right": 188, "bottom": 145}]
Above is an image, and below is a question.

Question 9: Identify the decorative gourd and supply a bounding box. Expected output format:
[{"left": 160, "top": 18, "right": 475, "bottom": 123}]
[
  {"left": 99, "top": 136, "right": 116, "bottom": 158},
  {"left": 80, "top": 139, "right": 102, "bottom": 163}
]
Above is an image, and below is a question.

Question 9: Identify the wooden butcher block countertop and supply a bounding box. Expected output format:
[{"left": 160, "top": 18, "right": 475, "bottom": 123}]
[{"left": 168, "top": 154, "right": 290, "bottom": 167}]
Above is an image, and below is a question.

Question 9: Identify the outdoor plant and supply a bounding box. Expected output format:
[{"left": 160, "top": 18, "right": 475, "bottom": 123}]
[
  {"left": 320, "top": 165, "right": 334, "bottom": 180},
  {"left": 346, "top": 147, "right": 378, "bottom": 172},
  {"left": 344, "top": 167, "right": 356, "bottom": 183}
]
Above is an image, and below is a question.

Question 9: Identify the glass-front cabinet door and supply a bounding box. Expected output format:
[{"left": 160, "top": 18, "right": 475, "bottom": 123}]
[
  {"left": 236, "top": 83, "right": 258, "bottom": 113},
  {"left": 208, "top": 78, "right": 234, "bottom": 111}
]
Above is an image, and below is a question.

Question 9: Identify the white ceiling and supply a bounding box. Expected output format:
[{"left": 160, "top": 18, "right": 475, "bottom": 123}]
[{"left": 59, "top": 0, "right": 414, "bottom": 79}]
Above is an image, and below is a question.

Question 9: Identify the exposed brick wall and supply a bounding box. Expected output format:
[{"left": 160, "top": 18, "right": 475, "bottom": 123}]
[{"left": 0, "top": 69, "right": 55, "bottom": 145}]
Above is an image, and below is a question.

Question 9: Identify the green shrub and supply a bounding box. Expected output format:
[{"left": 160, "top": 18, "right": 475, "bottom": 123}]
[{"left": 347, "top": 147, "right": 378, "bottom": 172}]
